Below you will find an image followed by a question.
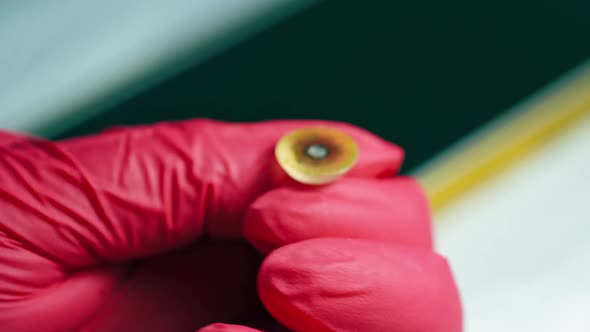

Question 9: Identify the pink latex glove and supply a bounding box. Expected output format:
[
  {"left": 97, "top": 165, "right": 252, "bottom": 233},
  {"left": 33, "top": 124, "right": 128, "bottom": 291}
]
[{"left": 0, "top": 119, "right": 462, "bottom": 332}]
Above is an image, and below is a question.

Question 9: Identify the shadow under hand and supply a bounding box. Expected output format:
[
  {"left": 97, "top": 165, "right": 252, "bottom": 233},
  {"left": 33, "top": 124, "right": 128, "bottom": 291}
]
[{"left": 81, "top": 239, "right": 265, "bottom": 332}]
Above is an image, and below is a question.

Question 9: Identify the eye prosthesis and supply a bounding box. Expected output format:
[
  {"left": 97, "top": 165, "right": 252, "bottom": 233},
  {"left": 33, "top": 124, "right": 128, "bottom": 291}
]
[{"left": 275, "top": 126, "right": 359, "bottom": 185}]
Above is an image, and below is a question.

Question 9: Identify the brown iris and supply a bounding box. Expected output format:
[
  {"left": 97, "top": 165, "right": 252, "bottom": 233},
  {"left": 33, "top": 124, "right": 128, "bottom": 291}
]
[{"left": 275, "top": 126, "right": 359, "bottom": 185}]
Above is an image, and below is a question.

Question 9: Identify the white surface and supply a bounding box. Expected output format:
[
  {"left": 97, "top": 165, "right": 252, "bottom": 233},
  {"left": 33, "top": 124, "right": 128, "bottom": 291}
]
[
  {"left": 434, "top": 114, "right": 590, "bottom": 331},
  {"left": 0, "top": 0, "right": 316, "bottom": 134}
]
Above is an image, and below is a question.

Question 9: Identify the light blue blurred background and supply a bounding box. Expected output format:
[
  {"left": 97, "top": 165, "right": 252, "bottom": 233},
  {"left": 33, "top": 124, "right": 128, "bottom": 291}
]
[{"left": 0, "top": 0, "right": 316, "bottom": 134}]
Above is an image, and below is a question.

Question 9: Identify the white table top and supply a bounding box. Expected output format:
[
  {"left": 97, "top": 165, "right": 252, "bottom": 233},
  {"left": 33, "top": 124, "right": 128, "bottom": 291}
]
[{"left": 434, "top": 103, "right": 590, "bottom": 331}]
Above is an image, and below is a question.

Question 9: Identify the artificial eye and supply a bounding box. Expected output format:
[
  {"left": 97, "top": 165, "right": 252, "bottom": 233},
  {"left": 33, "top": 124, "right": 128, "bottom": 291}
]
[{"left": 275, "top": 126, "right": 359, "bottom": 185}]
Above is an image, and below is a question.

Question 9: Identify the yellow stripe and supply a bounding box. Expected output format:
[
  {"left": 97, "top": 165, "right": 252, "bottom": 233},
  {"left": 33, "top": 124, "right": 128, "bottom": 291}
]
[{"left": 414, "top": 61, "right": 590, "bottom": 214}]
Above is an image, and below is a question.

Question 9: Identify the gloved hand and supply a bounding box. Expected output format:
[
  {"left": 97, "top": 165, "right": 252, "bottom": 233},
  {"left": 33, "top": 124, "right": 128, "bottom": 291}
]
[{"left": 0, "top": 119, "right": 462, "bottom": 332}]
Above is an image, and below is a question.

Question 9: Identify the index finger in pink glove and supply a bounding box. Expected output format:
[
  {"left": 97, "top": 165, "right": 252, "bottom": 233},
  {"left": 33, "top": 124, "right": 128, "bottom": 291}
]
[
  {"left": 0, "top": 119, "right": 402, "bottom": 331},
  {"left": 258, "top": 238, "right": 462, "bottom": 332},
  {"left": 199, "top": 239, "right": 463, "bottom": 332}
]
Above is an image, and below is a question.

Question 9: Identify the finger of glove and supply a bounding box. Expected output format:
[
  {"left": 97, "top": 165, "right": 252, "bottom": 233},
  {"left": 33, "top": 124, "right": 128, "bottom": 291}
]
[
  {"left": 198, "top": 322, "right": 290, "bottom": 332},
  {"left": 258, "top": 238, "right": 463, "bottom": 332},
  {"left": 0, "top": 119, "right": 402, "bottom": 272},
  {"left": 198, "top": 324, "right": 263, "bottom": 332},
  {"left": 244, "top": 176, "right": 432, "bottom": 253}
]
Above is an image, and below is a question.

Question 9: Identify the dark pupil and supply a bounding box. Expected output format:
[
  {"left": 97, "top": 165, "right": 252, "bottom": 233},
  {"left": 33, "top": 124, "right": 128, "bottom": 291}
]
[{"left": 304, "top": 143, "right": 329, "bottom": 160}]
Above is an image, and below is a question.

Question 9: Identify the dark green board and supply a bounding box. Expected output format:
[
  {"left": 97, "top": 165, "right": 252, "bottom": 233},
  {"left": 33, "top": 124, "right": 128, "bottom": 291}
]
[{"left": 56, "top": 0, "right": 590, "bottom": 172}]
